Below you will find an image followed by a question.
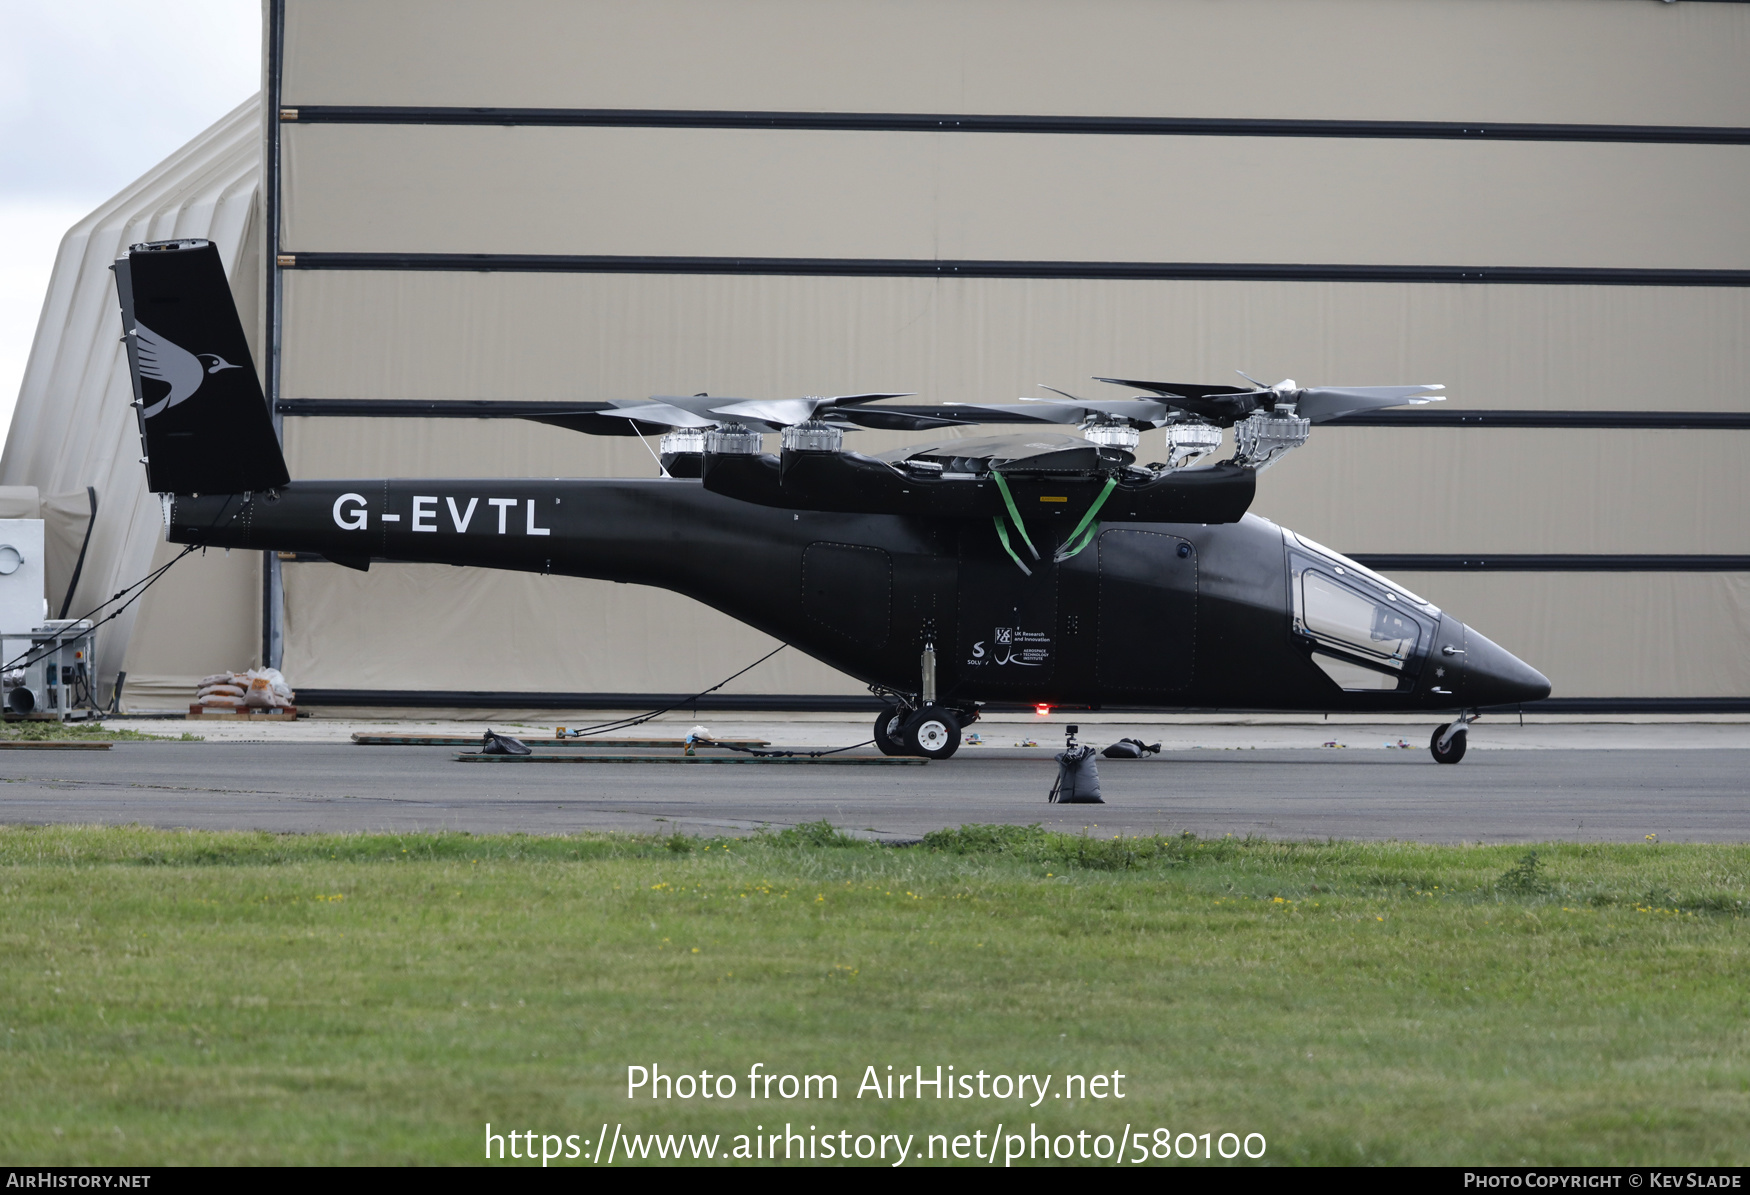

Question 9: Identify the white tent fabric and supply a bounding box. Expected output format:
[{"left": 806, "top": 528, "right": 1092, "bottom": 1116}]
[{"left": 0, "top": 97, "right": 264, "bottom": 706}]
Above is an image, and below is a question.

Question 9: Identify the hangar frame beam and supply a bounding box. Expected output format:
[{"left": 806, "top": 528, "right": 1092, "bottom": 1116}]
[{"left": 279, "top": 106, "right": 1750, "bottom": 147}]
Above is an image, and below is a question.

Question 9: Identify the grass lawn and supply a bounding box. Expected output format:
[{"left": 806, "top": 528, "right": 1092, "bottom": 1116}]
[
  {"left": 0, "top": 823, "right": 1745, "bottom": 1166},
  {"left": 0, "top": 720, "right": 200, "bottom": 741}
]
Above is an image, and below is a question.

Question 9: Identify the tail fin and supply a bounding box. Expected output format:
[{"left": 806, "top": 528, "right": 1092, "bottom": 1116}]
[{"left": 114, "top": 239, "right": 290, "bottom": 495}]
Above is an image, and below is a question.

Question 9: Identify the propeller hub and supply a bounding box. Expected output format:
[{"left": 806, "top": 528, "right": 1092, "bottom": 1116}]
[
  {"left": 1081, "top": 422, "right": 1140, "bottom": 451},
  {"left": 1163, "top": 422, "right": 1223, "bottom": 470},
  {"left": 1234, "top": 410, "right": 1310, "bottom": 470},
  {"left": 780, "top": 420, "right": 844, "bottom": 454},
  {"left": 703, "top": 425, "right": 764, "bottom": 456},
  {"left": 659, "top": 428, "right": 706, "bottom": 456}
]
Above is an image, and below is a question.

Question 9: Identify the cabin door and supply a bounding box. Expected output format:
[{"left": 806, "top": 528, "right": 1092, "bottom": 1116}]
[{"left": 1095, "top": 528, "right": 1197, "bottom": 692}]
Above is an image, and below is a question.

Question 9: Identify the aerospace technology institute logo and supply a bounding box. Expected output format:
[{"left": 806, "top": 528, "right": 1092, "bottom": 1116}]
[{"left": 967, "top": 625, "right": 1052, "bottom": 669}]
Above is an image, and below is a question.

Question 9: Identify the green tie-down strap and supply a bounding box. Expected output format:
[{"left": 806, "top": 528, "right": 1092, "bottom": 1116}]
[
  {"left": 989, "top": 471, "right": 1039, "bottom": 561},
  {"left": 1053, "top": 475, "right": 1118, "bottom": 563},
  {"left": 990, "top": 469, "right": 1042, "bottom": 575},
  {"left": 993, "top": 515, "right": 1032, "bottom": 576},
  {"left": 990, "top": 471, "right": 1117, "bottom": 573}
]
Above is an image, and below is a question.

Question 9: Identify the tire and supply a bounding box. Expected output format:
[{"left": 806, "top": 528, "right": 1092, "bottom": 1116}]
[
  {"left": 1430, "top": 724, "right": 1467, "bottom": 764},
  {"left": 873, "top": 707, "right": 907, "bottom": 757},
  {"left": 903, "top": 706, "right": 961, "bottom": 760}
]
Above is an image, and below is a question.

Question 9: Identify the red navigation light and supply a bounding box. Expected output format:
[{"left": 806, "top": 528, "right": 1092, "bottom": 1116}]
[{"left": 1035, "top": 703, "right": 1051, "bottom": 716}]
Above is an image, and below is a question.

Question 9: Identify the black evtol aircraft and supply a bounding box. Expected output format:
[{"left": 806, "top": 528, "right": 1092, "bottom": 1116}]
[{"left": 116, "top": 239, "right": 1549, "bottom": 761}]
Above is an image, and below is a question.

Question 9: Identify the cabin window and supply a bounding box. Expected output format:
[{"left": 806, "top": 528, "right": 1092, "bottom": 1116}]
[
  {"left": 1293, "top": 566, "right": 1423, "bottom": 671},
  {"left": 1309, "top": 654, "right": 1400, "bottom": 691}
]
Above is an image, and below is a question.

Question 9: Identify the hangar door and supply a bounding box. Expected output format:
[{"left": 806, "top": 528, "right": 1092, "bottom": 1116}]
[{"left": 264, "top": 0, "right": 1750, "bottom": 707}]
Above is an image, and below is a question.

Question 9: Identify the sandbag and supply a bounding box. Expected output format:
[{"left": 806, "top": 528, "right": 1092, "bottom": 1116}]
[
  {"left": 244, "top": 667, "right": 295, "bottom": 702},
  {"left": 480, "top": 729, "right": 531, "bottom": 756},
  {"left": 1101, "top": 738, "right": 1162, "bottom": 760},
  {"left": 195, "top": 669, "right": 296, "bottom": 708},
  {"left": 1049, "top": 745, "right": 1104, "bottom": 804}
]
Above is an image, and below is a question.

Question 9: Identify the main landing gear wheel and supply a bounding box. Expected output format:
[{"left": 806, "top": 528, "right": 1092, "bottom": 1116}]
[
  {"left": 904, "top": 705, "right": 962, "bottom": 760},
  {"left": 1430, "top": 724, "right": 1468, "bottom": 765},
  {"left": 873, "top": 707, "right": 907, "bottom": 757}
]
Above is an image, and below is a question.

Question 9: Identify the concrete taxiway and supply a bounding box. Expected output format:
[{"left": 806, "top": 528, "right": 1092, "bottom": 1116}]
[{"left": 0, "top": 715, "right": 1744, "bottom": 843}]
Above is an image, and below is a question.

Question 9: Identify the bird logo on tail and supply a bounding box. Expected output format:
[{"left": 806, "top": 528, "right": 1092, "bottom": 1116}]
[{"left": 132, "top": 321, "right": 240, "bottom": 417}]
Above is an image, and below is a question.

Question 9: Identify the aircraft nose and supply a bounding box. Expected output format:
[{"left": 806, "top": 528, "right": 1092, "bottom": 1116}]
[{"left": 1460, "top": 625, "right": 1551, "bottom": 706}]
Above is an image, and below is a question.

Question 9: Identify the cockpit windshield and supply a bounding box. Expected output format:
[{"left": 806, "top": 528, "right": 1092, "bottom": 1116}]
[
  {"left": 1286, "top": 533, "right": 1436, "bottom": 690},
  {"left": 1292, "top": 532, "right": 1438, "bottom": 614}
]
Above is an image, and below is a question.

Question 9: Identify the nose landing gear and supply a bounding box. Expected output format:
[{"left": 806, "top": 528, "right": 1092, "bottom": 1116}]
[{"left": 1430, "top": 710, "right": 1477, "bottom": 764}]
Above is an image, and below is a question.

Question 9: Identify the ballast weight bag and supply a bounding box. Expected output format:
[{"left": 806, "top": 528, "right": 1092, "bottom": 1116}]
[
  {"left": 480, "top": 729, "right": 531, "bottom": 756},
  {"left": 1049, "top": 745, "right": 1104, "bottom": 804},
  {"left": 1101, "top": 738, "right": 1162, "bottom": 759}
]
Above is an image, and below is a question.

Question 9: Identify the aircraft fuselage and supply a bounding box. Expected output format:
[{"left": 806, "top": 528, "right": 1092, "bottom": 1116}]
[{"left": 168, "top": 478, "right": 1549, "bottom": 712}]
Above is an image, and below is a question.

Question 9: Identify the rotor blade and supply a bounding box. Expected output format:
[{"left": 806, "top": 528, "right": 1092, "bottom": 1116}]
[
  {"left": 1018, "top": 396, "right": 1180, "bottom": 424},
  {"left": 528, "top": 413, "right": 671, "bottom": 437},
  {"left": 1235, "top": 369, "right": 1271, "bottom": 389},
  {"left": 1092, "top": 377, "right": 1257, "bottom": 401},
  {"left": 878, "top": 431, "right": 1094, "bottom": 465},
  {"left": 705, "top": 393, "right": 919, "bottom": 426},
  {"left": 1295, "top": 385, "right": 1445, "bottom": 423},
  {"left": 1300, "top": 385, "right": 1446, "bottom": 401},
  {"left": 709, "top": 397, "right": 823, "bottom": 426},
  {"left": 1036, "top": 384, "right": 1088, "bottom": 404},
  {"left": 971, "top": 402, "right": 1086, "bottom": 424},
  {"left": 822, "top": 391, "right": 917, "bottom": 406},
  {"left": 1070, "top": 398, "right": 1174, "bottom": 421},
  {"left": 644, "top": 395, "right": 750, "bottom": 418},
  {"left": 601, "top": 402, "right": 718, "bottom": 428},
  {"left": 840, "top": 402, "right": 1075, "bottom": 428},
  {"left": 834, "top": 408, "right": 971, "bottom": 432}
]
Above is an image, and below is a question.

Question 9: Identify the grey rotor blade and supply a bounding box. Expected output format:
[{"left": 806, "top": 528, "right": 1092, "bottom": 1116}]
[
  {"left": 835, "top": 408, "right": 971, "bottom": 432},
  {"left": 602, "top": 401, "right": 719, "bottom": 428},
  {"left": 528, "top": 412, "right": 671, "bottom": 437},
  {"left": 823, "top": 392, "right": 917, "bottom": 406},
  {"left": 847, "top": 402, "right": 1077, "bottom": 427},
  {"left": 1070, "top": 398, "right": 1175, "bottom": 422},
  {"left": 645, "top": 394, "right": 752, "bottom": 417},
  {"left": 1295, "top": 385, "right": 1445, "bottom": 423},
  {"left": 1036, "top": 384, "right": 1089, "bottom": 404},
  {"left": 708, "top": 392, "right": 919, "bottom": 427},
  {"left": 1091, "top": 376, "right": 1259, "bottom": 401},
  {"left": 980, "top": 402, "right": 1087, "bottom": 424},
  {"left": 709, "top": 397, "right": 823, "bottom": 427}
]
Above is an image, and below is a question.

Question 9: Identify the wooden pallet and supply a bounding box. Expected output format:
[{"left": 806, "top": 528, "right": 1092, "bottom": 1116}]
[
  {"left": 187, "top": 705, "right": 300, "bottom": 720},
  {"left": 0, "top": 741, "right": 111, "bottom": 750}
]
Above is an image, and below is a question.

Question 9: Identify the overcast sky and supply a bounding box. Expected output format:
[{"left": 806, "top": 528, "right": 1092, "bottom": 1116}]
[{"left": 0, "top": 0, "right": 261, "bottom": 448}]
